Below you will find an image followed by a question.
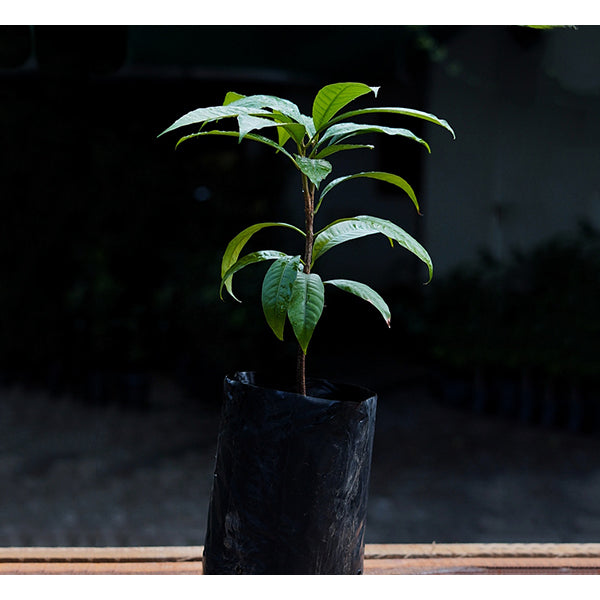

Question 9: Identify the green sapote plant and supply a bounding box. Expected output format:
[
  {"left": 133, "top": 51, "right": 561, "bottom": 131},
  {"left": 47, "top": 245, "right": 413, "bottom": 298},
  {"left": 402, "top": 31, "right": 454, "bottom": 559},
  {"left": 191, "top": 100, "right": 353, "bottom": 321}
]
[{"left": 159, "top": 82, "right": 454, "bottom": 396}]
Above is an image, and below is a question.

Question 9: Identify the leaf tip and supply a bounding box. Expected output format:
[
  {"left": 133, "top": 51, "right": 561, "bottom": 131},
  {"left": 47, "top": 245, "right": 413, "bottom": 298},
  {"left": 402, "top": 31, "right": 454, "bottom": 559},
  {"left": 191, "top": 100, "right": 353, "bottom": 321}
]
[
  {"left": 443, "top": 120, "right": 456, "bottom": 139},
  {"left": 220, "top": 281, "right": 242, "bottom": 303}
]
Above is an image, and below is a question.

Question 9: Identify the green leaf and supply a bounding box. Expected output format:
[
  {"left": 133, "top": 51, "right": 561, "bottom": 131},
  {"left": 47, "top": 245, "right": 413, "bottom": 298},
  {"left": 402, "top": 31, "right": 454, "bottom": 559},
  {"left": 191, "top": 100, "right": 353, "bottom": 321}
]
[
  {"left": 312, "top": 215, "right": 433, "bottom": 283},
  {"left": 272, "top": 111, "right": 306, "bottom": 146},
  {"left": 158, "top": 104, "right": 271, "bottom": 137},
  {"left": 175, "top": 130, "right": 296, "bottom": 164},
  {"left": 316, "top": 171, "right": 420, "bottom": 214},
  {"left": 220, "top": 250, "right": 290, "bottom": 302},
  {"left": 237, "top": 114, "right": 309, "bottom": 144},
  {"left": 287, "top": 272, "right": 325, "bottom": 354},
  {"left": 223, "top": 91, "right": 246, "bottom": 105},
  {"left": 230, "top": 95, "right": 315, "bottom": 137},
  {"left": 312, "top": 82, "right": 379, "bottom": 131},
  {"left": 237, "top": 114, "right": 283, "bottom": 141},
  {"left": 318, "top": 122, "right": 431, "bottom": 152},
  {"left": 325, "top": 279, "right": 391, "bottom": 327},
  {"left": 231, "top": 94, "right": 301, "bottom": 120},
  {"left": 327, "top": 106, "right": 456, "bottom": 139},
  {"left": 294, "top": 155, "right": 333, "bottom": 188},
  {"left": 313, "top": 143, "right": 374, "bottom": 160},
  {"left": 261, "top": 255, "right": 302, "bottom": 340},
  {"left": 221, "top": 222, "right": 305, "bottom": 299}
]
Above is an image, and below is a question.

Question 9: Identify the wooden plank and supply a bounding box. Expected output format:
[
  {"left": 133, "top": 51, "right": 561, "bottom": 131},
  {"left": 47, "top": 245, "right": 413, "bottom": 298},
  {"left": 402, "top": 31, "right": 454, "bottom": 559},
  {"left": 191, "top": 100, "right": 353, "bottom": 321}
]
[
  {"left": 365, "top": 545, "right": 600, "bottom": 574},
  {"left": 364, "top": 557, "right": 600, "bottom": 575},
  {"left": 365, "top": 543, "right": 600, "bottom": 559},
  {"left": 2, "top": 545, "right": 600, "bottom": 575},
  {"left": 3, "top": 558, "right": 600, "bottom": 575},
  {"left": 0, "top": 546, "right": 204, "bottom": 563},
  {"left": 0, "top": 562, "right": 203, "bottom": 575},
  {"left": 5, "top": 543, "right": 600, "bottom": 562}
]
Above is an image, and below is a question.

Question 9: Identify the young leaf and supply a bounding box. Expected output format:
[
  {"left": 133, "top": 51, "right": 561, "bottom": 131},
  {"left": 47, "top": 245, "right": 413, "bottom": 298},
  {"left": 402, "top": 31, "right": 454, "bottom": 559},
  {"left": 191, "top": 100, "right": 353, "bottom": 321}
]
[
  {"left": 287, "top": 272, "right": 325, "bottom": 355},
  {"left": 316, "top": 171, "right": 420, "bottom": 214},
  {"left": 220, "top": 250, "right": 290, "bottom": 302},
  {"left": 223, "top": 91, "right": 245, "bottom": 105},
  {"left": 325, "top": 279, "right": 391, "bottom": 327},
  {"left": 271, "top": 111, "right": 306, "bottom": 146},
  {"left": 294, "top": 155, "right": 333, "bottom": 188},
  {"left": 317, "top": 122, "right": 431, "bottom": 152},
  {"left": 261, "top": 255, "right": 302, "bottom": 340},
  {"left": 312, "top": 215, "right": 433, "bottom": 283},
  {"left": 327, "top": 106, "right": 456, "bottom": 139},
  {"left": 221, "top": 222, "right": 305, "bottom": 299},
  {"left": 312, "top": 82, "right": 379, "bottom": 131}
]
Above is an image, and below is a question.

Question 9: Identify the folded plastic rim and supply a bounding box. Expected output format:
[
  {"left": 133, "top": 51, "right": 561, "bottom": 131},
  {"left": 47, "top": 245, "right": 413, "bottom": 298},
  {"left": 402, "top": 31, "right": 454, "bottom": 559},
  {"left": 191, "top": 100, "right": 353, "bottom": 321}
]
[{"left": 230, "top": 370, "right": 376, "bottom": 404}]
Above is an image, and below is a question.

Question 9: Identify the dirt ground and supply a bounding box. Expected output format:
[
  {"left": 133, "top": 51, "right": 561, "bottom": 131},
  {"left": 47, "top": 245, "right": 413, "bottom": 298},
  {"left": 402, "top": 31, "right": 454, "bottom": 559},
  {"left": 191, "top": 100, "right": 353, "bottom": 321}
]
[{"left": 2, "top": 364, "right": 600, "bottom": 547}]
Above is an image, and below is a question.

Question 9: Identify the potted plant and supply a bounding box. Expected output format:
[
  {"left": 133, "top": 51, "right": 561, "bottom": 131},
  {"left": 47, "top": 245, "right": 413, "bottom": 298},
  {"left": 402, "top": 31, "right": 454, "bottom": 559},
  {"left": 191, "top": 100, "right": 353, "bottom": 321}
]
[{"left": 160, "top": 82, "right": 454, "bottom": 574}]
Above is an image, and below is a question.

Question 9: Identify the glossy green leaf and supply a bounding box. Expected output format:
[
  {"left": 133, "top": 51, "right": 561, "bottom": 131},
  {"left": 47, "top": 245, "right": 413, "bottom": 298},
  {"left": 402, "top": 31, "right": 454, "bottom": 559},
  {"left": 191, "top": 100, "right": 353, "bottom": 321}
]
[
  {"left": 221, "top": 222, "right": 305, "bottom": 299},
  {"left": 159, "top": 104, "right": 270, "bottom": 137},
  {"left": 237, "top": 114, "right": 282, "bottom": 141},
  {"left": 314, "top": 143, "right": 374, "bottom": 159},
  {"left": 316, "top": 171, "right": 420, "bottom": 214},
  {"left": 231, "top": 94, "right": 301, "bottom": 120},
  {"left": 220, "top": 250, "right": 290, "bottom": 302},
  {"left": 327, "top": 106, "right": 456, "bottom": 139},
  {"left": 294, "top": 155, "right": 332, "bottom": 188},
  {"left": 230, "top": 95, "right": 315, "bottom": 137},
  {"left": 261, "top": 255, "right": 302, "bottom": 340},
  {"left": 237, "top": 113, "right": 309, "bottom": 145},
  {"left": 287, "top": 272, "right": 325, "bottom": 354},
  {"left": 318, "top": 122, "right": 430, "bottom": 152},
  {"left": 228, "top": 95, "right": 309, "bottom": 145},
  {"left": 312, "top": 82, "right": 379, "bottom": 131},
  {"left": 271, "top": 111, "right": 306, "bottom": 146},
  {"left": 312, "top": 215, "right": 433, "bottom": 282},
  {"left": 175, "top": 130, "right": 296, "bottom": 164},
  {"left": 325, "top": 279, "right": 391, "bottom": 327}
]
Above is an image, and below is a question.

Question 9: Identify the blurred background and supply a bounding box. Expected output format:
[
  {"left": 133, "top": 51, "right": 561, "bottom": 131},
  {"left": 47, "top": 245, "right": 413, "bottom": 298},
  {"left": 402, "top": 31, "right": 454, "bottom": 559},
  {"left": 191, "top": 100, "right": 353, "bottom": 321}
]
[{"left": 2, "top": 24, "right": 600, "bottom": 546}]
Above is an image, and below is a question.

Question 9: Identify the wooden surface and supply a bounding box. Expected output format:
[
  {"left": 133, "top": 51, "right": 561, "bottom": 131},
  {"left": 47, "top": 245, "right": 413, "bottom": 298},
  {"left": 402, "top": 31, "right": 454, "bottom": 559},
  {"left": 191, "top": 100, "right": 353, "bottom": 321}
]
[{"left": 2, "top": 544, "right": 600, "bottom": 574}]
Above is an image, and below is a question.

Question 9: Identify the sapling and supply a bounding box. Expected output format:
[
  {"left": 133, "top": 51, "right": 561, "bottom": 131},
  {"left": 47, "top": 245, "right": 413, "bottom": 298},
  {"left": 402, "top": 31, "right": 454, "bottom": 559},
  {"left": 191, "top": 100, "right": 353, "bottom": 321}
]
[{"left": 160, "top": 82, "right": 454, "bottom": 395}]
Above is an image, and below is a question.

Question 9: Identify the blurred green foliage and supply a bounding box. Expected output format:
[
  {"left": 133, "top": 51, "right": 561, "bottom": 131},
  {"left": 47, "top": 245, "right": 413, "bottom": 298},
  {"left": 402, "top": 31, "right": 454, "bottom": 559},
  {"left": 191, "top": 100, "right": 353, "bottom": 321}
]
[{"left": 426, "top": 222, "right": 600, "bottom": 381}]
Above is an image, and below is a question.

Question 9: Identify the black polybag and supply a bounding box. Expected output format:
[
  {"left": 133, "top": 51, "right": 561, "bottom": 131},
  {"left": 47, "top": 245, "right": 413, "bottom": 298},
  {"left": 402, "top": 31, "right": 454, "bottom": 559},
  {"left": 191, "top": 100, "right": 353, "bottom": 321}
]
[{"left": 202, "top": 371, "right": 377, "bottom": 575}]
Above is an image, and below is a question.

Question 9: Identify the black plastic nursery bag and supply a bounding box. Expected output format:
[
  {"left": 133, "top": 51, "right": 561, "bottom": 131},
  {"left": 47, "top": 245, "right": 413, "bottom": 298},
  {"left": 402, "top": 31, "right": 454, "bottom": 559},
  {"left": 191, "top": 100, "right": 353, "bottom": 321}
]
[{"left": 203, "top": 371, "right": 377, "bottom": 575}]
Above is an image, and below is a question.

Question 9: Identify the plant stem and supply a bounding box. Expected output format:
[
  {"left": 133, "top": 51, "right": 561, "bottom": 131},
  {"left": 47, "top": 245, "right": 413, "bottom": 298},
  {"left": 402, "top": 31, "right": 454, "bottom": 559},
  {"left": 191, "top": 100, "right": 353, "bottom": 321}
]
[
  {"left": 296, "top": 349, "right": 306, "bottom": 396},
  {"left": 296, "top": 173, "right": 315, "bottom": 396}
]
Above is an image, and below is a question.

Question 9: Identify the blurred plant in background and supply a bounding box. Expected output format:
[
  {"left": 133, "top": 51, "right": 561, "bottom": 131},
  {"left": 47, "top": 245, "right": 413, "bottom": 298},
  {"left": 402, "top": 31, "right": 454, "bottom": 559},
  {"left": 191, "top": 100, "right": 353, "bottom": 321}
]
[{"left": 426, "top": 221, "right": 600, "bottom": 430}]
